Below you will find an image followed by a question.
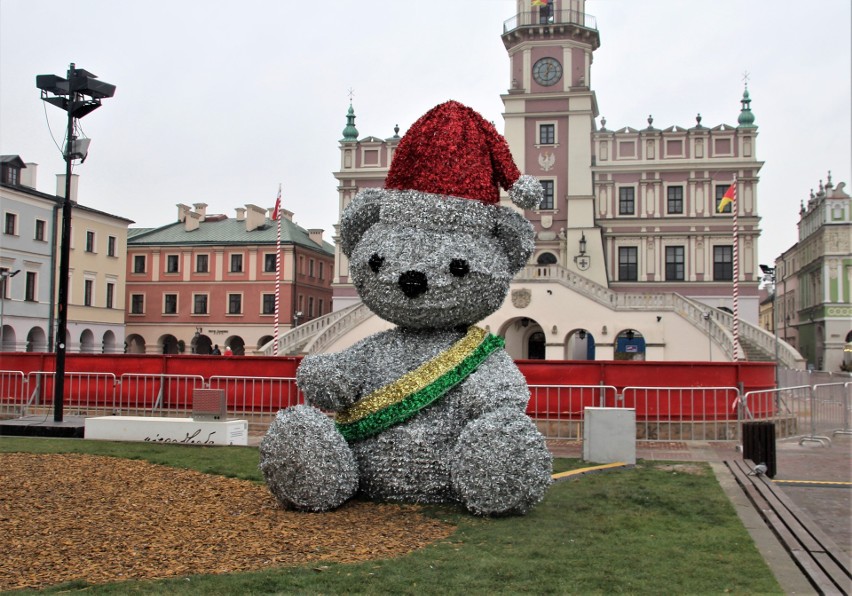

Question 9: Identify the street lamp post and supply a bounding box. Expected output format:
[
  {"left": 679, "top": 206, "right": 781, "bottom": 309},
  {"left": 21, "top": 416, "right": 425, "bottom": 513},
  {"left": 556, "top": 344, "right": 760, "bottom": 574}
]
[
  {"left": 36, "top": 63, "right": 115, "bottom": 422},
  {"left": 760, "top": 264, "right": 779, "bottom": 387}
]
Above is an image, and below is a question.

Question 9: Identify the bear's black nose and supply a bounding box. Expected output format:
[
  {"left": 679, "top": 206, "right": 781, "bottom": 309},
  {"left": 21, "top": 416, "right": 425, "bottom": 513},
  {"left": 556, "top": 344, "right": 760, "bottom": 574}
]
[{"left": 398, "top": 270, "right": 428, "bottom": 298}]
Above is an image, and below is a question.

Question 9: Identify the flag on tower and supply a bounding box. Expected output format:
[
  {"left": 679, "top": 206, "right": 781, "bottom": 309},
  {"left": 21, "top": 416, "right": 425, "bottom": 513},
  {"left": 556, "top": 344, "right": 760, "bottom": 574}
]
[
  {"left": 531, "top": 0, "right": 547, "bottom": 6},
  {"left": 272, "top": 187, "right": 282, "bottom": 220},
  {"left": 718, "top": 182, "right": 736, "bottom": 213}
]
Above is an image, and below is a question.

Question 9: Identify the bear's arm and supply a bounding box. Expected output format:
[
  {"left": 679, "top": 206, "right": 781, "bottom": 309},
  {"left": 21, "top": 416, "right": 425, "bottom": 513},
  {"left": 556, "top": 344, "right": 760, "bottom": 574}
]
[
  {"left": 296, "top": 352, "right": 360, "bottom": 411},
  {"left": 451, "top": 350, "right": 531, "bottom": 419},
  {"left": 295, "top": 332, "right": 390, "bottom": 411}
]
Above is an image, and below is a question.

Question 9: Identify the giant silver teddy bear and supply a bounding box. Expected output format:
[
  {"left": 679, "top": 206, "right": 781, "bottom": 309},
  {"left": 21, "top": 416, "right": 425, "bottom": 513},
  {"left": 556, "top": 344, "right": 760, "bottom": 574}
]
[{"left": 260, "top": 101, "right": 552, "bottom": 516}]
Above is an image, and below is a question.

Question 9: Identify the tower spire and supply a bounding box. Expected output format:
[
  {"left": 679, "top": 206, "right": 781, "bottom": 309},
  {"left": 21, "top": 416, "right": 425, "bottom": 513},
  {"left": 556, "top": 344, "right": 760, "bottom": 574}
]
[
  {"left": 341, "top": 101, "right": 359, "bottom": 142},
  {"left": 737, "top": 84, "right": 756, "bottom": 128}
]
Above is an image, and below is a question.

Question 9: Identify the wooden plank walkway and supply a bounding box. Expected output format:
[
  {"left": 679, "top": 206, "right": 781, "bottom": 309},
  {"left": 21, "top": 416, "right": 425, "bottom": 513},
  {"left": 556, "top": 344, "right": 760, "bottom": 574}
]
[{"left": 726, "top": 459, "right": 852, "bottom": 595}]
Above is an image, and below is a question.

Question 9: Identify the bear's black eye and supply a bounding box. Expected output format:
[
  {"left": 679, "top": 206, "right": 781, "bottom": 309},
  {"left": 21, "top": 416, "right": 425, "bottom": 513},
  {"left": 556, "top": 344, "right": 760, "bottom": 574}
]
[
  {"left": 449, "top": 259, "right": 469, "bottom": 277},
  {"left": 369, "top": 253, "right": 385, "bottom": 273}
]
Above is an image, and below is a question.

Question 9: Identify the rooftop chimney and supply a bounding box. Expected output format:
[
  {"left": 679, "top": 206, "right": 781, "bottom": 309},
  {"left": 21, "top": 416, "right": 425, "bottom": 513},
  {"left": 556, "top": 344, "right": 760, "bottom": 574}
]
[
  {"left": 56, "top": 174, "right": 79, "bottom": 203},
  {"left": 20, "top": 162, "right": 37, "bottom": 189},
  {"left": 280, "top": 208, "right": 294, "bottom": 221},
  {"left": 193, "top": 202, "right": 208, "bottom": 221},
  {"left": 308, "top": 228, "right": 325, "bottom": 246},
  {"left": 245, "top": 204, "right": 267, "bottom": 232},
  {"left": 185, "top": 210, "right": 201, "bottom": 231},
  {"left": 177, "top": 203, "right": 191, "bottom": 222},
  {"left": 235, "top": 207, "right": 246, "bottom": 221}
]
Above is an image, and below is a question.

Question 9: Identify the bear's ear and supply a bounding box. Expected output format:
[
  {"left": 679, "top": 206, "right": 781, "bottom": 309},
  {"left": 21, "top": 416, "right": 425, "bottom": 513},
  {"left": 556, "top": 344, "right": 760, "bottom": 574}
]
[
  {"left": 493, "top": 207, "right": 535, "bottom": 276},
  {"left": 340, "top": 188, "right": 385, "bottom": 258}
]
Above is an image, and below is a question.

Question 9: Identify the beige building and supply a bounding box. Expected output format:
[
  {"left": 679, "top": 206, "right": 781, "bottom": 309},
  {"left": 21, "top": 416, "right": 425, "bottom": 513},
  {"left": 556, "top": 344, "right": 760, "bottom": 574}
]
[
  {"left": 57, "top": 174, "right": 133, "bottom": 353},
  {"left": 0, "top": 159, "right": 131, "bottom": 353},
  {"left": 266, "top": 1, "right": 802, "bottom": 368}
]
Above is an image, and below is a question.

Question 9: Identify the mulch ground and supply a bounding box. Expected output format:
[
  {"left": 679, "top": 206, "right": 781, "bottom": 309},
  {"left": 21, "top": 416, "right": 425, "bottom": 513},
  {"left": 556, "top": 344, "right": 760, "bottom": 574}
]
[{"left": 0, "top": 453, "right": 456, "bottom": 591}]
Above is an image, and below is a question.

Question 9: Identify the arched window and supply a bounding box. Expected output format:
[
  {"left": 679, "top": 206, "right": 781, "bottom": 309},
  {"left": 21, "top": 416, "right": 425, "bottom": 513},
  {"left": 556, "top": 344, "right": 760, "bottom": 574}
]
[{"left": 537, "top": 252, "right": 558, "bottom": 265}]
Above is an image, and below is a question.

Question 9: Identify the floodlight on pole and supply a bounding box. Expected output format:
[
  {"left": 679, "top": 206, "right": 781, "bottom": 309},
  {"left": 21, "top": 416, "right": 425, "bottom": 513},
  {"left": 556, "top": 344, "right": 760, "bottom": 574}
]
[{"left": 37, "top": 63, "right": 115, "bottom": 423}]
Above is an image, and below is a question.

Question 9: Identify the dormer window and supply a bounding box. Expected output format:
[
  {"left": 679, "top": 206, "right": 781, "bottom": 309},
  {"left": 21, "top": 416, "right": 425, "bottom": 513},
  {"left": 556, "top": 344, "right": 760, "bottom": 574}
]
[{"left": 0, "top": 155, "right": 25, "bottom": 185}]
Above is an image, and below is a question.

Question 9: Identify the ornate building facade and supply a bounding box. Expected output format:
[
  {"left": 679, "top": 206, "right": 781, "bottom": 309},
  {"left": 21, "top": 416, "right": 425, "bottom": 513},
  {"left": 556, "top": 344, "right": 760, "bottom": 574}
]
[
  {"left": 269, "top": 0, "right": 799, "bottom": 367},
  {"left": 773, "top": 176, "right": 851, "bottom": 371}
]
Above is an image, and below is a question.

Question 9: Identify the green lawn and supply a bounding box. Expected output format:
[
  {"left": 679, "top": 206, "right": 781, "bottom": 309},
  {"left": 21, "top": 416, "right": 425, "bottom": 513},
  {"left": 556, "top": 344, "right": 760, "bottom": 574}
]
[{"left": 0, "top": 437, "right": 781, "bottom": 594}]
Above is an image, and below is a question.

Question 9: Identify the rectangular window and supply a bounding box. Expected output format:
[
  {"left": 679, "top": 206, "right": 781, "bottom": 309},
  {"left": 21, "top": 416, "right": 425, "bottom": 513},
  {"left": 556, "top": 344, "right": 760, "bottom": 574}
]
[
  {"left": 264, "top": 253, "right": 276, "bottom": 273},
  {"left": 107, "top": 235, "right": 117, "bottom": 256},
  {"left": 166, "top": 254, "right": 179, "bottom": 273},
  {"left": 319, "top": 262, "right": 324, "bottom": 280},
  {"left": 715, "top": 185, "right": 732, "bottom": 213},
  {"left": 196, "top": 254, "right": 209, "bottom": 273},
  {"left": 131, "top": 294, "right": 144, "bottom": 314},
  {"left": 163, "top": 293, "right": 178, "bottom": 314},
  {"left": 619, "top": 187, "right": 635, "bottom": 215},
  {"left": 539, "top": 180, "right": 555, "bottom": 210},
  {"left": 4, "top": 212, "right": 17, "bottom": 235},
  {"left": 262, "top": 294, "right": 275, "bottom": 315},
  {"left": 84, "top": 279, "right": 93, "bottom": 306},
  {"left": 665, "top": 246, "right": 685, "bottom": 281},
  {"left": 85, "top": 231, "right": 96, "bottom": 253},
  {"left": 106, "top": 283, "right": 115, "bottom": 309},
  {"left": 35, "top": 219, "right": 46, "bottom": 241},
  {"left": 193, "top": 294, "right": 208, "bottom": 315},
  {"left": 667, "top": 186, "right": 683, "bottom": 214},
  {"left": 309, "top": 259, "right": 315, "bottom": 277},
  {"left": 713, "top": 245, "right": 733, "bottom": 281},
  {"left": 133, "top": 255, "right": 146, "bottom": 273},
  {"left": 539, "top": 124, "right": 555, "bottom": 145},
  {"left": 308, "top": 296, "right": 314, "bottom": 318},
  {"left": 230, "top": 254, "right": 243, "bottom": 273},
  {"left": 228, "top": 293, "right": 242, "bottom": 315},
  {"left": 25, "top": 271, "right": 37, "bottom": 301},
  {"left": 318, "top": 299, "right": 324, "bottom": 316},
  {"left": 618, "top": 247, "right": 638, "bottom": 281}
]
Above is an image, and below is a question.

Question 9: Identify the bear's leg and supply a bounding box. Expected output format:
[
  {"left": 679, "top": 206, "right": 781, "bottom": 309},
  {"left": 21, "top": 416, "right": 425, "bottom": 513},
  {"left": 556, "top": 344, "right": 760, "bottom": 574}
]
[
  {"left": 259, "top": 404, "right": 358, "bottom": 512},
  {"left": 450, "top": 408, "right": 552, "bottom": 516}
]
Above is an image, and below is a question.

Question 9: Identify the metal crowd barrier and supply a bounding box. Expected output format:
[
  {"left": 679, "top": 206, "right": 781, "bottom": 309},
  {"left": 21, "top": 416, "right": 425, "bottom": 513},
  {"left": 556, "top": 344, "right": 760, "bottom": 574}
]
[
  {"left": 0, "top": 370, "right": 26, "bottom": 417},
  {"left": 741, "top": 382, "right": 851, "bottom": 446},
  {"left": 208, "top": 375, "right": 303, "bottom": 426},
  {"left": 527, "top": 384, "right": 617, "bottom": 440},
  {"left": 622, "top": 386, "right": 742, "bottom": 441},
  {"left": 2, "top": 370, "right": 849, "bottom": 445}
]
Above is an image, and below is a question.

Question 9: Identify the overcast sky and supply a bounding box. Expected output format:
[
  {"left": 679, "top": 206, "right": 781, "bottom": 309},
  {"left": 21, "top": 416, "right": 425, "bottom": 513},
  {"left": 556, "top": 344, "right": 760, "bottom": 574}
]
[{"left": 1, "top": 0, "right": 849, "bottom": 266}]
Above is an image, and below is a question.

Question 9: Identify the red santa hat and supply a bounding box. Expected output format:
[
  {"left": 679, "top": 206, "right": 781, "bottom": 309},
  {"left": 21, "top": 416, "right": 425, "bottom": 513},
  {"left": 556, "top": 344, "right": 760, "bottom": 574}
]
[{"left": 385, "top": 100, "right": 542, "bottom": 210}]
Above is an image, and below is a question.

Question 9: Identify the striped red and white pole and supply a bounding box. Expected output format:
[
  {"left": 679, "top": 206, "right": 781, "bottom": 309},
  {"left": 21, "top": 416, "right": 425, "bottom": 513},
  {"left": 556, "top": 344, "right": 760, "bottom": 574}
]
[
  {"left": 273, "top": 184, "right": 282, "bottom": 356},
  {"left": 731, "top": 177, "right": 740, "bottom": 361}
]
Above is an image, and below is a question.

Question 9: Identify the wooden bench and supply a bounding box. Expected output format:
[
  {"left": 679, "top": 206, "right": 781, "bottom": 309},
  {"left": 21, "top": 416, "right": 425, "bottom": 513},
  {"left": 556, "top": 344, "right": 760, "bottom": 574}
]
[{"left": 725, "top": 459, "right": 851, "bottom": 595}]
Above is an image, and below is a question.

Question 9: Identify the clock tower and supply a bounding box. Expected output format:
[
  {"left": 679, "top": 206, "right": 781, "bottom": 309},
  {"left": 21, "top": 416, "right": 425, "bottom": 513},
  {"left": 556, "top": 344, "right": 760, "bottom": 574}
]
[{"left": 501, "top": 0, "right": 606, "bottom": 285}]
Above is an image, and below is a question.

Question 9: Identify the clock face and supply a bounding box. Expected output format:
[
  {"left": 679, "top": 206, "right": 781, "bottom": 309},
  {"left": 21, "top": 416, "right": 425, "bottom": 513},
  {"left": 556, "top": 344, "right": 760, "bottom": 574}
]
[{"left": 533, "top": 57, "right": 563, "bottom": 87}]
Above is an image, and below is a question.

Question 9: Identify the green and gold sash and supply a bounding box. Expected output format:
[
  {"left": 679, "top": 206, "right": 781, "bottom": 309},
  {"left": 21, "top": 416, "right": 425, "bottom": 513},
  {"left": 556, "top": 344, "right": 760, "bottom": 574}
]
[{"left": 335, "top": 326, "right": 504, "bottom": 442}]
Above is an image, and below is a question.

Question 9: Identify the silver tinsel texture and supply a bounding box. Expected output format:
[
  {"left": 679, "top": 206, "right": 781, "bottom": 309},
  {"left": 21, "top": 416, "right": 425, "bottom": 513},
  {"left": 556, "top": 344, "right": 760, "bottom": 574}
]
[{"left": 260, "top": 186, "right": 551, "bottom": 516}]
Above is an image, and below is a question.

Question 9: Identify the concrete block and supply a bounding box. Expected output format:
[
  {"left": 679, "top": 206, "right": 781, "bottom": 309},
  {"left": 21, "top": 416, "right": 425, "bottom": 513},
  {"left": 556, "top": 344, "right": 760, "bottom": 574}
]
[
  {"left": 85, "top": 416, "right": 248, "bottom": 446},
  {"left": 583, "top": 407, "right": 636, "bottom": 465}
]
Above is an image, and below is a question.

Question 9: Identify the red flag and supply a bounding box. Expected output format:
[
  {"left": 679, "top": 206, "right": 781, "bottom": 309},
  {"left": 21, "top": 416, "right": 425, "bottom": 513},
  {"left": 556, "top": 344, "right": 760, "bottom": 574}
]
[
  {"left": 272, "top": 187, "right": 281, "bottom": 220},
  {"left": 718, "top": 182, "right": 735, "bottom": 213}
]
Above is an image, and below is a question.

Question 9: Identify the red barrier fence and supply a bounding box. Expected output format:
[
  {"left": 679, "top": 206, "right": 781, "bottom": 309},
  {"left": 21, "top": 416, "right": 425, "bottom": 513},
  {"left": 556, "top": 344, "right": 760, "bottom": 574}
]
[{"left": 0, "top": 353, "right": 775, "bottom": 421}]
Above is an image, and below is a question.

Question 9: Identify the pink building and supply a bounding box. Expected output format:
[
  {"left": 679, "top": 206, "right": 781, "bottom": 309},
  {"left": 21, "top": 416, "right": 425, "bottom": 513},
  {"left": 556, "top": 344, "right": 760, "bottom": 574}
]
[{"left": 125, "top": 203, "right": 333, "bottom": 355}]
